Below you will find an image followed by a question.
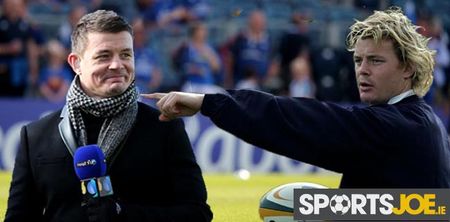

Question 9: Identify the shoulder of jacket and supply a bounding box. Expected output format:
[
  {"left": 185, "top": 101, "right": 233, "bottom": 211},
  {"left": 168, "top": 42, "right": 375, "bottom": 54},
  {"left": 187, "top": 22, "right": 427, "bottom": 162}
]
[
  {"left": 25, "top": 109, "right": 63, "bottom": 130},
  {"left": 136, "top": 102, "right": 184, "bottom": 126},
  {"left": 137, "top": 102, "right": 159, "bottom": 114}
]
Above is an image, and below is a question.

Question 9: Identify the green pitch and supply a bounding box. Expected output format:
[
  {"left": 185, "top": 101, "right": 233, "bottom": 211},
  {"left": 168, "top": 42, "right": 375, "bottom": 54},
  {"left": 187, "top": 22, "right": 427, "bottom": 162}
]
[
  {"left": 205, "top": 173, "right": 341, "bottom": 221},
  {"left": 0, "top": 172, "right": 11, "bottom": 221},
  {"left": 0, "top": 172, "right": 341, "bottom": 221}
]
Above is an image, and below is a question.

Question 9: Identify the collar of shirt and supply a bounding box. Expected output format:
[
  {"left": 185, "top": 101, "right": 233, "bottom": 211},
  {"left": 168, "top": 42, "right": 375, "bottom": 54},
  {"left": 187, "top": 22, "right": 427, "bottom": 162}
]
[{"left": 387, "top": 90, "right": 415, "bottom": 104}]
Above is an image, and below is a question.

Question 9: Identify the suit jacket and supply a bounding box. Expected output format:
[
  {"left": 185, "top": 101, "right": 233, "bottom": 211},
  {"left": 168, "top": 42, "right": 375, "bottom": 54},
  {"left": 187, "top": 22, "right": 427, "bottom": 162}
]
[
  {"left": 201, "top": 89, "right": 450, "bottom": 188},
  {"left": 5, "top": 102, "right": 213, "bottom": 221}
]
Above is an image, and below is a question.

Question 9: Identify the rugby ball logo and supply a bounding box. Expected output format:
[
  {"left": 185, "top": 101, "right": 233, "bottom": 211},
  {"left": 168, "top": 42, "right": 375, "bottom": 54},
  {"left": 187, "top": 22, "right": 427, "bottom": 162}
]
[{"left": 259, "top": 182, "right": 327, "bottom": 222}]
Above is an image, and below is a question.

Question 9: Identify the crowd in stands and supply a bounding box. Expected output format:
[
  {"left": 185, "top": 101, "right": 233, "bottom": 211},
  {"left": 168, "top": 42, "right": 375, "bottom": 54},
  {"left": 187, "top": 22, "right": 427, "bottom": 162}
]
[{"left": 0, "top": 0, "right": 449, "bottom": 129}]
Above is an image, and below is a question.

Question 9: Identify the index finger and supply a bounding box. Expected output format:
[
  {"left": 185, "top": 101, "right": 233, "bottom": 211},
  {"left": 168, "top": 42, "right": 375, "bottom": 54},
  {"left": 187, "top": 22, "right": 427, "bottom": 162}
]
[{"left": 140, "top": 93, "right": 167, "bottom": 100}]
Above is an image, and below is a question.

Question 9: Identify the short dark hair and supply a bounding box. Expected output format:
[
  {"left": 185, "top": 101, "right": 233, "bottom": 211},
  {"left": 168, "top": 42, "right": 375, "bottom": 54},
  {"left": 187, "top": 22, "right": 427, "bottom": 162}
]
[{"left": 71, "top": 10, "right": 133, "bottom": 54}]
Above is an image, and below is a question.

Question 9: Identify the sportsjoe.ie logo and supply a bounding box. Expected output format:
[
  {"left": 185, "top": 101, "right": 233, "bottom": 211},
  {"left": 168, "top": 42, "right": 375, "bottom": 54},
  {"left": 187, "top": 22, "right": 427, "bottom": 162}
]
[{"left": 294, "top": 189, "right": 450, "bottom": 220}]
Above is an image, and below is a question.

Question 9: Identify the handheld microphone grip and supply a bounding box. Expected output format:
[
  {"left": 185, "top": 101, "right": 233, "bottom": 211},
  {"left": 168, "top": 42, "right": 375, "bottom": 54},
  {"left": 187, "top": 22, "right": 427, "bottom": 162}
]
[
  {"left": 80, "top": 176, "right": 114, "bottom": 198},
  {"left": 74, "top": 145, "right": 113, "bottom": 203},
  {"left": 74, "top": 145, "right": 119, "bottom": 221}
]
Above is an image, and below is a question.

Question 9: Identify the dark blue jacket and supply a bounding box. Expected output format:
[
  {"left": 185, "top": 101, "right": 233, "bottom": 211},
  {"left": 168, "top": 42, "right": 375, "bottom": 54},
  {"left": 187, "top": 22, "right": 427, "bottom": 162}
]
[
  {"left": 6, "top": 102, "right": 212, "bottom": 221},
  {"left": 201, "top": 89, "right": 450, "bottom": 188}
]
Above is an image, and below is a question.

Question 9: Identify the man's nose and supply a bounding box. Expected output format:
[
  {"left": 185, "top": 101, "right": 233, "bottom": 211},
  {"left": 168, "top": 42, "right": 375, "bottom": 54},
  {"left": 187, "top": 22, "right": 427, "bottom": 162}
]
[
  {"left": 109, "top": 56, "right": 123, "bottom": 69},
  {"left": 357, "top": 60, "right": 370, "bottom": 76}
]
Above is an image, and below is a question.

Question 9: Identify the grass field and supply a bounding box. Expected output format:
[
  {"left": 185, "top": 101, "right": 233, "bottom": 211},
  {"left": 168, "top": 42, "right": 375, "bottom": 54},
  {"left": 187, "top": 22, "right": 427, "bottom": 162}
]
[
  {"left": 0, "top": 171, "right": 341, "bottom": 221},
  {"left": 0, "top": 172, "right": 11, "bottom": 220}
]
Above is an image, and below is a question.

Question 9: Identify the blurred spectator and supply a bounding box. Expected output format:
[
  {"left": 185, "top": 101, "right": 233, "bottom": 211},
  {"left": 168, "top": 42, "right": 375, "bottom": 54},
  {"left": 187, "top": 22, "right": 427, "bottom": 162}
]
[
  {"left": 158, "top": 0, "right": 210, "bottom": 26},
  {"left": 135, "top": 0, "right": 165, "bottom": 27},
  {"left": 172, "top": 22, "right": 223, "bottom": 93},
  {"left": 419, "top": 15, "right": 450, "bottom": 105},
  {"left": 234, "top": 67, "right": 259, "bottom": 90},
  {"left": 310, "top": 47, "right": 344, "bottom": 102},
  {"left": 403, "top": 0, "right": 417, "bottom": 24},
  {"left": 338, "top": 48, "right": 360, "bottom": 103},
  {"left": 58, "top": 5, "right": 87, "bottom": 50},
  {"left": 135, "top": 0, "right": 209, "bottom": 30},
  {"left": 289, "top": 52, "right": 315, "bottom": 98},
  {"left": 0, "top": 0, "right": 43, "bottom": 97},
  {"left": 69, "top": 0, "right": 103, "bottom": 11},
  {"left": 429, "top": 17, "right": 449, "bottom": 96},
  {"left": 354, "top": 0, "right": 389, "bottom": 16},
  {"left": 38, "top": 39, "right": 73, "bottom": 103},
  {"left": 174, "top": 0, "right": 210, "bottom": 22},
  {"left": 132, "top": 17, "right": 162, "bottom": 93},
  {"left": 221, "top": 10, "right": 279, "bottom": 92},
  {"left": 28, "top": 0, "right": 71, "bottom": 15},
  {"left": 311, "top": 46, "right": 359, "bottom": 103},
  {"left": 278, "top": 12, "right": 311, "bottom": 94}
]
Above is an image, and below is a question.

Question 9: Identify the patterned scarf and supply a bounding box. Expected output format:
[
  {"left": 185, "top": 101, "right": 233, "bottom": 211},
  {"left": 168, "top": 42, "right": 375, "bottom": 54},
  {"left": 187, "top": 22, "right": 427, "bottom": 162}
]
[{"left": 66, "top": 76, "right": 138, "bottom": 159}]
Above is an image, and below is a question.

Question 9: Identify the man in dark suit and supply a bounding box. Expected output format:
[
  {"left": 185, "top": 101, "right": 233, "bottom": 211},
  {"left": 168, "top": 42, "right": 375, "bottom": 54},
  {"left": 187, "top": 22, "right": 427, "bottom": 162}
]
[
  {"left": 5, "top": 10, "right": 212, "bottom": 221},
  {"left": 143, "top": 7, "right": 450, "bottom": 188}
]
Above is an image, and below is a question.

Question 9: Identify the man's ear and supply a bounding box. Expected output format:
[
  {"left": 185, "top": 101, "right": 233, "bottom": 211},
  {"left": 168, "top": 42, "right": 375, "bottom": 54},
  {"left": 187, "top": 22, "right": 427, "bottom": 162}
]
[
  {"left": 67, "top": 53, "right": 81, "bottom": 75},
  {"left": 402, "top": 64, "right": 415, "bottom": 79}
]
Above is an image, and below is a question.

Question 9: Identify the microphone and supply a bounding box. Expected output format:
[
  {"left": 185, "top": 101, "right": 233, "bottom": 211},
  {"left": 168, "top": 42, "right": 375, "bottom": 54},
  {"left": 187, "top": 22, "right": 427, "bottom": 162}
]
[{"left": 73, "top": 145, "right": 114, "bottom": 203}]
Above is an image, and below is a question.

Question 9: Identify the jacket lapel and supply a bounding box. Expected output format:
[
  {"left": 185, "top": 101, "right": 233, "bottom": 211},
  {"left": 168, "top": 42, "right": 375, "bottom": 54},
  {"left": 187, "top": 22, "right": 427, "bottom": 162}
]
[{"left": 58, "top": 105, "right": 77, "bottom": 156}]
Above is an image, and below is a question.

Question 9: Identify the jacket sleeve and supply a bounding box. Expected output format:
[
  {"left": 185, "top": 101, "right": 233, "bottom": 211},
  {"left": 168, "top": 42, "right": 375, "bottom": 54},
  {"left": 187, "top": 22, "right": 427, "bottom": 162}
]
[
  {"left": 5, "top": 126, "right": 43, "bottom": 221},
  {"left": 120, "top": 119, "right": 213, "bottom": 222},
  {"left": 200, "top": 89, "right": 398, "bottom": 173}
]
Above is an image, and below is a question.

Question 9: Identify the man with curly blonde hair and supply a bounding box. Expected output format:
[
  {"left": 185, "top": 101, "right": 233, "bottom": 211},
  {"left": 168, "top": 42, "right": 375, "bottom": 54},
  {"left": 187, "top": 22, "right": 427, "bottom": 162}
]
[
  {"left": 144, "top": 8, "right": 450, "bottom": 188},
  {"left": 346, "top": 7, "right": 435, "bottom": 102}
]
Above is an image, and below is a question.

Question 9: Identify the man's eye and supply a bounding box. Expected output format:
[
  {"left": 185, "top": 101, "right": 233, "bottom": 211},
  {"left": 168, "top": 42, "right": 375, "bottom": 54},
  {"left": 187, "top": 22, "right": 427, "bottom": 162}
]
[
  {"left": 371, "top": 59, "right": 383, "bottom": 64},
  {"left": 121, "top": 53, "right": 132, "bottom": 58},
  {"left": 96, "top": 55, "right": 109, "bottom": 59}
]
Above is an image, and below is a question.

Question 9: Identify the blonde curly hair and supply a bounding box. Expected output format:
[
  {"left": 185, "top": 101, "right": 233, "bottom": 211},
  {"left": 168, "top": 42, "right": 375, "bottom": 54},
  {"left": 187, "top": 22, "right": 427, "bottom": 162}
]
[{"left": 346, "top": 7, "right": 435, "bottom": 97}]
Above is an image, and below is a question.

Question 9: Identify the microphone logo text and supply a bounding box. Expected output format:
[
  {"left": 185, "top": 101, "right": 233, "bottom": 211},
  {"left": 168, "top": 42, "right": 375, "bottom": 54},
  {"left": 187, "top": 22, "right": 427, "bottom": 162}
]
[{"left": 76, "top": 159, "right": 97, "bottom": 167}]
